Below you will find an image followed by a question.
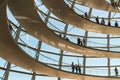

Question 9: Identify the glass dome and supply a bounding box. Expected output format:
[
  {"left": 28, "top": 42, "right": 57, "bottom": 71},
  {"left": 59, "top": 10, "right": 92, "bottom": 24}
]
[{"left": 1, "top": 0, "right": 120, "bottom": 80}]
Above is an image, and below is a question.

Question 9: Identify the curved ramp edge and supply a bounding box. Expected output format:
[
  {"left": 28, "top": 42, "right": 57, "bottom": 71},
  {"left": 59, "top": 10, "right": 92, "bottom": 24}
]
[
  {"left": 41, "top": 0, "right": 120, "bottom": 35},
  {"left": 73, "top": 0, "right": 117, "bottom": 12},
  {"left": 1, "top": 2, "right": 120, "bottom": 80},
  {"left": 7, "top": 0, "right": 120, "bottom": 58}
]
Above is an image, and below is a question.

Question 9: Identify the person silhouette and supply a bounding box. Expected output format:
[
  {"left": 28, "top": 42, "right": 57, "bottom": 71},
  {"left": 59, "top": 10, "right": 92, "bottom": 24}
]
[
  {"left": 75, "top": 64, "right": 78, "bottom": 73},
  {"left": 82, "top": 37, "right": 86, "bottom": 46},
  {"left": 77, "top": 38, "right": 80, "bottom": 45},
  {"left": 115, "top": 21, "right": 118, "bottom": 27},
  {"left": 84, "top": 12, "right": 88, "bottom": 19},
  {"left": 108, "top": 21, "right": 111, "bottom": 26},
  {"left": 95, "top": 16, "right": 99, "bottom": 24},
  {"left": 71, "top": 62, "right": 75, "bottom": 73},
  {"left": 78, "top": 64, "right": 81, "bottom": 74},
  {"left": 101, "top": 17, "right": 105, "bottom": 25},
  {"left": 115, "top": 67, "right": 118, "bottom": 76}
]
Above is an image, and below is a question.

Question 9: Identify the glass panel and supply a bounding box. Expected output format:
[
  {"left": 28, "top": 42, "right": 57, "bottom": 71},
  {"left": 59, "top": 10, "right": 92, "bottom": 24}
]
[
  {"left": 40, "top": 52, "right": 60, "bottom": 65},
  {"left": 86, "top": 58, "right": 107, "bottom": 66},
  {"left": 41, "top": 43, "right": 60, "bottom": 54},
  {"left": 36, "top": 76, "right": 57, "bottom": 80},
  {"left": 9, "top": 72, "right": 32, "bottom": 80},
  {"left": 19, "top": 31, "right": 39, "bottom": 48},
  {"left": 48, "top": 18, "right": 65, "bottom": 31}
]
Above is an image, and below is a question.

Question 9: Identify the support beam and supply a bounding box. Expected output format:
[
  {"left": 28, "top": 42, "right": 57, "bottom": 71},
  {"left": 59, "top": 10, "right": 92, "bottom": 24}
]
[
  {"left": 31, "top": 41, "right": 42, "bottom": 80},
  {"left": 88, "top": 8, "right": 92, "bottom": 19},
  {"left": 58, "top": 24, "right": 68, "bottom": 80},
  {"left": 15, "top": 26, "right": 22, "bottom": 41},
  {"left": 3, "top": 62, "right": 11, "bottom": 80},
  {"left": 71, "top": 0, "right": 76, "bottom": 9},
  {"left": 44, "top": 11, "right": 51, "bottom": 24},
  {"left": 107, "top": 12, "right": 111, "bottom": 76},
  {"left": 31, "top": 72, "right": 36, "bottom": 80}
]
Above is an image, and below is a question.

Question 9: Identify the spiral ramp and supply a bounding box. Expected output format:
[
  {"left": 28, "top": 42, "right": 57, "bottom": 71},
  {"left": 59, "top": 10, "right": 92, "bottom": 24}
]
[
  {"left": 41, "top": 0, "right": 120, "bottom": 35},
  {"left": 0, "top": 0, "right": 120, "bottom": 80},
  {"left": 6, "top": 0, "right": 120, "bottom": 58}
]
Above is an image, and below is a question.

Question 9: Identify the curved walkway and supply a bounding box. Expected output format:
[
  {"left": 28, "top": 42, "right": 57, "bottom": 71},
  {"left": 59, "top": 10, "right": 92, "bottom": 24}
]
[
  {"left": 41, "top": 0, "right": 120, "bottom": 35},
  {"left": 7, "top": 0, "right": 120, "bottom": 58},
  {"left": 69, "top": 0, "right": 117, "bottom": 12},
  {"left": 1, "top": 2, "right": 120, "bottom": 80}
]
